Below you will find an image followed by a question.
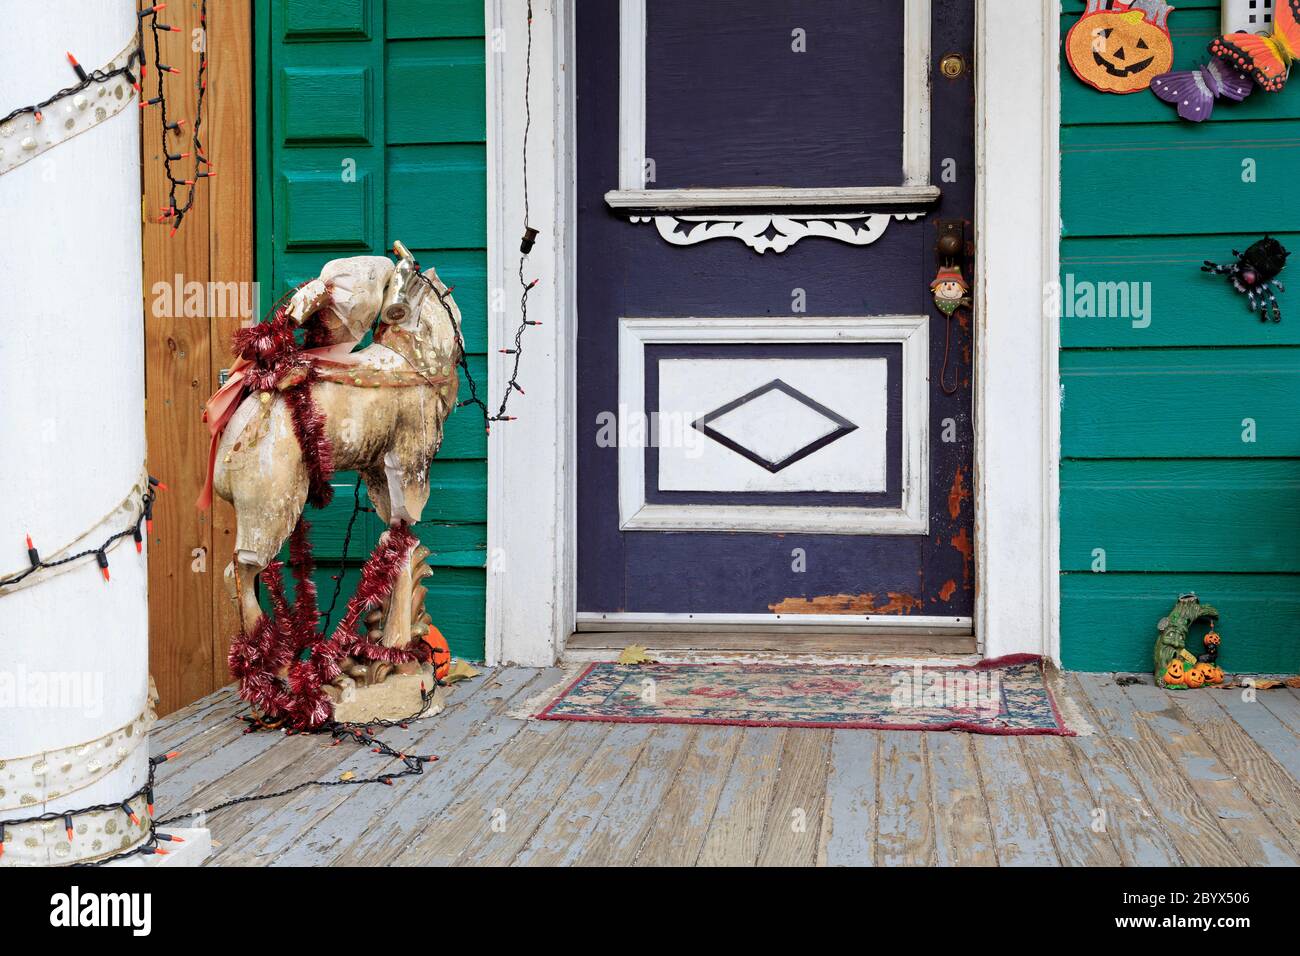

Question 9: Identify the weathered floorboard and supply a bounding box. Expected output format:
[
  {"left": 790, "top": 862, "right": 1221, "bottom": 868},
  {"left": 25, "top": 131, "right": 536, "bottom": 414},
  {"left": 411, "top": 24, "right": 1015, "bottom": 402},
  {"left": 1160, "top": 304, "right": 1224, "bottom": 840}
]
[
  {"left": 697, "top": 727, "right": 785, "bottom": 867},
  {"left": 1076, "top": 676, "right": 1244, "bottom": 866},
  {"left": 636, "top": 726, "right": 744, "bottom": 866},
  {"left": 213, "top": 668, "right": 520, "bottom": 865},
  {"left": 572, "top": 725, "right": 694, "bottom": 866},
  {"left": 330, "top": 668, "right": 561, "bottom": 866},
  {"left": 927, "top": 733, "right": 995, "bottom": 866},
  {"left": 970, "top": 735, "right": 1059, "bottom": 866},
  {"left": 511, "top": 723, "right": 654, "bottom": 867},
  {"left": 1021, "top": 735, "right": 1122, "bottom": 867},
  {"left": 1061, "top": 674, "right": 1184, "bottom": 867},
  {"left": 876, "top": 732, "right": 937, "bottom": 866},
  {"left": 818, "top": 730, "right": 878, "bottom": 867},
  {"left": 1122, "top": 683, "right": 1299, "bottom": 866},
  {"left": 755, "top": 728, "right": 832, "bottom": 868},
  {"left": 1168, "top": 689, "right": 1300, "bottom": 859}
]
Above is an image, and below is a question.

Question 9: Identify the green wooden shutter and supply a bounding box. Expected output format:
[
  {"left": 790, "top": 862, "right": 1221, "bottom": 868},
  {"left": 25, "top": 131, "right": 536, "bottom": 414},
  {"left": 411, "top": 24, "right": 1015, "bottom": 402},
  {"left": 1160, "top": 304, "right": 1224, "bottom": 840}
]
[{"left": 256, "top": 0, "right": 487, "bottom": 659}]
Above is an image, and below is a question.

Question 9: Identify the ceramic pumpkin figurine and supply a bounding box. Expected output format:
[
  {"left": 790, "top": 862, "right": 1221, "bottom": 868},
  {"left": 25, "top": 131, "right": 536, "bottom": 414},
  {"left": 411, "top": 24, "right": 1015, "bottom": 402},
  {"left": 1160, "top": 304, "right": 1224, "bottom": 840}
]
[
  {"left": 1065, "top": 0, "right": 1175, "bottom": 94},
  {"left": 1163, "top": 658, "right": 1186, "bottom": 688},
  {"left": 423, "top": 624, "right": 452, "bottom": 682},
  {"left": 1183, "top": 665, "right": 1207, "bottom": 689},
  {"left": 1204, "top": 664, "right": 1225, "bottom": 685},
  {"left": 1155, "top": 593, "right": 1219, "bottom": 687}
]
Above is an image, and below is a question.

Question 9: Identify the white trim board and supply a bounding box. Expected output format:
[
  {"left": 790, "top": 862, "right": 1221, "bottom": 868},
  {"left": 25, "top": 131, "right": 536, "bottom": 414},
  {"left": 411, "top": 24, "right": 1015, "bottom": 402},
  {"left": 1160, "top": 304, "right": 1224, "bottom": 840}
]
[
  {"left": 485, "top": 0, "right": 1062, "bottom": 665},
  {"left": 606, "top": 186, "right": 941, "bottom": 211},
  {"left": 617, "top": 316, "right": 929, "bottom": 534},
  {"left": 609, "top": 0, "right": 932, "bottom": 205}
]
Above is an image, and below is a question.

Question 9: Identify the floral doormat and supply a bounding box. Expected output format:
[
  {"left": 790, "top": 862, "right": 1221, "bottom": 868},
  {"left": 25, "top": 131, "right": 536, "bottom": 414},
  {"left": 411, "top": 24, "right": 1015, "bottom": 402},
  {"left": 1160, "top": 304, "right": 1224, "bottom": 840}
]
[{"left": 536, "top": 655, "right": 1074, "bottom": 735}]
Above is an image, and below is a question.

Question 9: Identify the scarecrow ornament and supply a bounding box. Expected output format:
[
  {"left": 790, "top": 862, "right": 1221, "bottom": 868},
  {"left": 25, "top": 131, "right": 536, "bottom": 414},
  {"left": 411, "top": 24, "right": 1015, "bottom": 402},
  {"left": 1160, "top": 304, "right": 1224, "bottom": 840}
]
[
  {"left": 1065, "top": 0, "right": 1176, "bottom": 94},
  {"left": 931, "top": 262, "right": 971, "bottom": 396},
  {"left": 1154, "top": 593, "right": 1225, "bottom": 688},
  {"left": 1202, "top": 236, "right": 1290, "bottom": 322}
]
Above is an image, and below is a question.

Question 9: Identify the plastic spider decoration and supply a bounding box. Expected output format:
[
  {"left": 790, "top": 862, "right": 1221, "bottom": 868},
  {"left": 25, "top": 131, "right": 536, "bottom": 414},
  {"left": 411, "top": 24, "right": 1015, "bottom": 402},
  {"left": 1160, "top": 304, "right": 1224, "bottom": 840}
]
[{"left": 1202, "top": 236, "right": 1290, "bottom": 322}]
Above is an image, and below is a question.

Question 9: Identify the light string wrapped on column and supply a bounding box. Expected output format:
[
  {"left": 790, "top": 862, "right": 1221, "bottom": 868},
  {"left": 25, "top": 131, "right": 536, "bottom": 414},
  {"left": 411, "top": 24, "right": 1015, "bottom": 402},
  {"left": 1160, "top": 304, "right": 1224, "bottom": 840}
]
[
  {"left": 0, "top": 3, "right": 212, "bottom": 215},
  {"left": 0, "top": 37, "right": 139, "bottom": 176},
  {"left": 0, "top": 692, "right": 442, "bottom": 865},
  {"left": 0, "top": 473, "right": 164, "bottom": 593}
]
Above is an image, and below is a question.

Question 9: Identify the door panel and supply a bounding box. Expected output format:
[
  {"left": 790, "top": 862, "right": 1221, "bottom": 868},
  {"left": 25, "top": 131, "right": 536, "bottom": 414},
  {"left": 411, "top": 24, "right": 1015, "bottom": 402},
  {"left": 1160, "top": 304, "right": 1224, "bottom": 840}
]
[{"left": 576, "top": 0, "right": 976, "bottom": 623}]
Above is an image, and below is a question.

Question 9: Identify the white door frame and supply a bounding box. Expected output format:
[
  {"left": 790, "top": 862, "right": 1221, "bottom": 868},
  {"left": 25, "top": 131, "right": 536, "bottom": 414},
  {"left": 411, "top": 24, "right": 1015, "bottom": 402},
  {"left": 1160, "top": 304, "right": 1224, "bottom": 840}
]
[{"left": 484, "top": 0, "right": 1061, "bottom": 666}]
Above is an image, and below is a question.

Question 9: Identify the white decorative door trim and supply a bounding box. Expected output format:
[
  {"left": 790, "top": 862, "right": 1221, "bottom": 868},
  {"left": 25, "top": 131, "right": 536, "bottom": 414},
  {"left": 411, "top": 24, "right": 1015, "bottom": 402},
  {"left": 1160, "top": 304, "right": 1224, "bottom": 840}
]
[
  {"left": 617, "top": 316, "right": 930, "bottom": 534},
  {"left": 628, "top": 211, "right": 923, "bottom": 255}
]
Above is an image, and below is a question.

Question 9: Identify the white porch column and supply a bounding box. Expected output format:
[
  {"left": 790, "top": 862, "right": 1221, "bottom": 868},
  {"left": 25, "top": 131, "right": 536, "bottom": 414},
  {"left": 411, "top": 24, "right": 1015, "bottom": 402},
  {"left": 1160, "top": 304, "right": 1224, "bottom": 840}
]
[{"left": 0, "top": 0, "right": 152, "bottom": 863}]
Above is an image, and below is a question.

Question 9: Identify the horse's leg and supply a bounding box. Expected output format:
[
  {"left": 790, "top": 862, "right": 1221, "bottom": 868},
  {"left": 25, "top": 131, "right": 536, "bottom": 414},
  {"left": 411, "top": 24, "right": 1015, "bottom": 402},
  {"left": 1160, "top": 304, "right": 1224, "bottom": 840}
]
[
  {"left": 221, "top": 419, "right": 308, "bottom": 636},
  {"left": 361, "top": 467, "right": 392, "bottom": 525},
  {"left": 229, "top": 555, "right": 266, "bottom": 636},
  {"left": 379, "top": 470, "right": 430, "bottom": 648}
]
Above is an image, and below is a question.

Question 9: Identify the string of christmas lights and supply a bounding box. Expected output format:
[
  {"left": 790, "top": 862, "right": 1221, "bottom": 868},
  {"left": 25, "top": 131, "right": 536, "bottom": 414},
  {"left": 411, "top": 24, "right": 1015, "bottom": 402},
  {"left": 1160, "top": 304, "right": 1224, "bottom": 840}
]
[
  {"left": 450, "top": 0, "right": 541, "bottom": 435},
  {"left": 0, "top": 4, "right": 211, "bottom": 233},
  {"left": 0, "top": 50, "right": 132, "bottom": 128},
  {"left": 155, "top": 690, "right": 442, "bottom": 832},
  {"left": 142, "top": 0, "right": 213, "bottom": 237},
  {"left": 0, "top": 699, "right": 440, "bottom": 865},
  {"left": 0, "top": 749, "right": 181, "bottom": 865},
  {"left": 0, "top": 477, "right": 164, "bottom": 590}
]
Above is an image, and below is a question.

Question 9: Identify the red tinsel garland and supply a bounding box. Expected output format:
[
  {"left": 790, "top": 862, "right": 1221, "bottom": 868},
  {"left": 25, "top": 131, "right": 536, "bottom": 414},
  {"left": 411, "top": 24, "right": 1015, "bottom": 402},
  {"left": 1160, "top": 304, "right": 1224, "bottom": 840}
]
[{"left": 224, "top": 311, "right": 429, "bottom": 729}]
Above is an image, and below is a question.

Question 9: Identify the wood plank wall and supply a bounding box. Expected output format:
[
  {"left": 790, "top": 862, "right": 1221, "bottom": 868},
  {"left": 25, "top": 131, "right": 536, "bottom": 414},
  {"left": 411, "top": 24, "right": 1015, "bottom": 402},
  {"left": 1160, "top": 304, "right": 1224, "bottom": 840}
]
[
  {"left": 1059, "top": 0, "right": 1300, "bottom": 672},
  {"left": 142, "top": 0, "right": 252, "bottom": 715}
]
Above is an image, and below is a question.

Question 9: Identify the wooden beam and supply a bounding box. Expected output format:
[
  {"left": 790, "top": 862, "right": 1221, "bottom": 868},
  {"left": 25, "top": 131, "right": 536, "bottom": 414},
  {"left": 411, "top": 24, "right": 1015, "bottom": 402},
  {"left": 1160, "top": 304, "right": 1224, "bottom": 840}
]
[
  {"left": 142, "top": 0, "right": 213, "bottom": 715},
  {"left": 205, "top": 0, "right": 254, "bottom": 690},
  {"left": 141, "top": 1, "right": 255, "bottom": 714}
]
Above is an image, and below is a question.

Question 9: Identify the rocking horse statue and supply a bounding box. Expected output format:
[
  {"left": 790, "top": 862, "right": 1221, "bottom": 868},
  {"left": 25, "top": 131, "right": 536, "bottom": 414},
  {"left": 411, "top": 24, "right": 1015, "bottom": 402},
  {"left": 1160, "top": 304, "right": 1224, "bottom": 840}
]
[{"left": 198, "top": 241, "right": 462, "bottom": 727}]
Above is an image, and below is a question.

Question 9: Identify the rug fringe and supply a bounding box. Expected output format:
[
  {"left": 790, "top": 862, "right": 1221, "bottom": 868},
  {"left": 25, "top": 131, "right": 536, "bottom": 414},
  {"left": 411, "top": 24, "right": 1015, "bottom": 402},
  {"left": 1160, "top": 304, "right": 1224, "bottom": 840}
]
[{"left": 508, "top": 662, "right": 589, "bottom": 720}]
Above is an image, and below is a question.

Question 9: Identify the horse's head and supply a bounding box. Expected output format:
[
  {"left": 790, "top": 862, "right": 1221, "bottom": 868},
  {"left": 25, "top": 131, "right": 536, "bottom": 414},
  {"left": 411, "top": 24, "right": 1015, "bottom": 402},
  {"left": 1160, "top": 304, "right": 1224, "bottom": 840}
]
[
  {"left": 380, "top": 241, "right": 428, "bottom": 325},
  {"left": 376, "top": 241, "right": 463, "bottom": 361}
]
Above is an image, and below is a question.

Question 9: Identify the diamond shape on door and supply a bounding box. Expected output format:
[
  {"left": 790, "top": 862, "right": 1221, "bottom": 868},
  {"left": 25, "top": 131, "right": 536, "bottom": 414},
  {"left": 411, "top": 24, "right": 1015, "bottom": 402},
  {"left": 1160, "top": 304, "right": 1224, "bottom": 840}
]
[{"left": 692, "top": 379, "right": 858, "bottom": 474}]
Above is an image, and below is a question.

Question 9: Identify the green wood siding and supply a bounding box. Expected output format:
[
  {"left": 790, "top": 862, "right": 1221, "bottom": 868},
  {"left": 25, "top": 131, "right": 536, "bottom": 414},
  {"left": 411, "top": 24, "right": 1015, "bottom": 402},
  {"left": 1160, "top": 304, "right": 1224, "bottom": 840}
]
[
  {"left": 256, "top": 0, "right": 487, "bottom": 660},
  {"left": 1059, "top": 0, "right": 1300, "bottom": 672}
]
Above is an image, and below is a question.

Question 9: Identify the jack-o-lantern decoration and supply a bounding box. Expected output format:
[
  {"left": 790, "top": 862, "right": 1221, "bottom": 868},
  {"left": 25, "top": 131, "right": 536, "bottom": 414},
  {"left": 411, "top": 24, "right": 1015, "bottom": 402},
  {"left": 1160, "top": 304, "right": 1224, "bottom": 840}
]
[
  {"left": 1183, "top": 665, "right": 1207, "bottom": 689},
  {"left": 1163, "top": 658, "right": 1186, "bottom": 687},
  {"left": 1204, "top": 664, "right": 1225, "bottom": 685},
  {"left": 1065, "top": 0, "right": 1175, "bottom": 94}
]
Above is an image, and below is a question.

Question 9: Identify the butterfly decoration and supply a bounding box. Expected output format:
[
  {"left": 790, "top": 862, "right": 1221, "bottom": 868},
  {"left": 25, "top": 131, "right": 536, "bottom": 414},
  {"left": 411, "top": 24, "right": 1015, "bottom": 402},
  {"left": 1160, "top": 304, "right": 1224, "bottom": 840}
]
[
  {"left": 1150, "top": 58, "right": 1254, "bottom": 121},
  {"left": 1209, "top": 0, "right": 1300, "bottom": 92}
]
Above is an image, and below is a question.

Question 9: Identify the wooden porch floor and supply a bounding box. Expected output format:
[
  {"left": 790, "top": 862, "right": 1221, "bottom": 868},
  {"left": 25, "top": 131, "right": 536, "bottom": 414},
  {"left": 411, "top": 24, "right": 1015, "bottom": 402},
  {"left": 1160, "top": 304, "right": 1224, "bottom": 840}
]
[{"left": 152, "top": 668, "right": 1300, "bottom": 866}]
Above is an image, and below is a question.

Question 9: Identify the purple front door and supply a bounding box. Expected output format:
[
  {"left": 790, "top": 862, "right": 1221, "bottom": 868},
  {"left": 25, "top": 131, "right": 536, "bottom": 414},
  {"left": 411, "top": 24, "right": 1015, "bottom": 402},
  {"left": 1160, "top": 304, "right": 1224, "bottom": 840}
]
[{"left": 576, "top": 1, "right": 976, "bottom": 632}]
